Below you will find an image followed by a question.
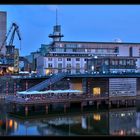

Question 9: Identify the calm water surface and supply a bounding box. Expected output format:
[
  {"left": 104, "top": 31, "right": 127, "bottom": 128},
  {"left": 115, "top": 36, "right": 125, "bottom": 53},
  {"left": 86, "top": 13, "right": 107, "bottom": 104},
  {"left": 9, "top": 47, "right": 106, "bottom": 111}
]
[{"left": 0, "top": 100, "right": 140, "bottom": 136}]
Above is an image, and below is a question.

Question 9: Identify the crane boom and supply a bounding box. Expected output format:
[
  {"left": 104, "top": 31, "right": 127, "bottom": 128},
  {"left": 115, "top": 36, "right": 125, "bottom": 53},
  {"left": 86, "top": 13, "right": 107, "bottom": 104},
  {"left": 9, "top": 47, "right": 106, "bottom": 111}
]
[{"left": 0, "top": 22, "right": 21, "bottom": 54}]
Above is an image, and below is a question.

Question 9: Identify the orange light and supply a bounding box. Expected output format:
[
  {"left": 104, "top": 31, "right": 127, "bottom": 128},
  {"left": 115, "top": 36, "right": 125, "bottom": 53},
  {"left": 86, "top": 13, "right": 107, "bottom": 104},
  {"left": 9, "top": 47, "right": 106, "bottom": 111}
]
[
  {"left": 119, "top": 130, "right": 126, "bottom": 135},
  {"left": 93, "top": 114, "right": 101, "bottom": 121},
  {"left": 9, "top": 120, "right": 13, "bottom": 128},
  {"left": 93, "top": 87, "right": 101, "bottom": 96}
]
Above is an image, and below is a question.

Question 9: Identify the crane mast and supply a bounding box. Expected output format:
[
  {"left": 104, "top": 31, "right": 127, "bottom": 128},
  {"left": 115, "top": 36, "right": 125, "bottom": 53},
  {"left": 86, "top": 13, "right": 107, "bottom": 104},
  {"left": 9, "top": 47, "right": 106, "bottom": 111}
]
[
  {"left": 0, "top": 22, "right": 21, "bottom": 75},
  {"left": 0, "top": 22, "right": 21, "bottom": 54}
]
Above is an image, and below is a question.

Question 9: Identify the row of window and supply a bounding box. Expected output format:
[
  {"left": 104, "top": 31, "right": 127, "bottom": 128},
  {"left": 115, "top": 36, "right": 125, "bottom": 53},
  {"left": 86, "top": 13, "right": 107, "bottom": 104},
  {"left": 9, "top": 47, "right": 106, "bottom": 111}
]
[
  {"left": 53, "top": 47, "right": 118, "bottom": 53},
  {"left": 48, "top": 58, "right": 88, "bottom": 61},
  {"left": 89, "top": 59, "right": 135, "bottom": 66},
  {"left": 48, "top": 63, "right": 86, "bottom": 68}
]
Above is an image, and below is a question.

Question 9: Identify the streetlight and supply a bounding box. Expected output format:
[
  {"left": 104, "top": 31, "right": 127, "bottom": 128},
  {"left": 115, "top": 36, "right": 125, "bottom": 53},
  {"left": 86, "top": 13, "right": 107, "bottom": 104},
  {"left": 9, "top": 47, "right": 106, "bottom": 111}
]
[
  {"left": 67, "top": 78, "right": 70, "bottom": 89},
  {"left": 91, "top": 66, "right": 94, "bottom": 74}
]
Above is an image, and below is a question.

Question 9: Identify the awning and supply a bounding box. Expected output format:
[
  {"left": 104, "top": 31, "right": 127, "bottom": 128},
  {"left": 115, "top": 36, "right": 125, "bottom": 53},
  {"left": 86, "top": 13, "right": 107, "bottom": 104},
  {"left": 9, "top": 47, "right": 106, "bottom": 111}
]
[{"left": 17, "top": 89, "right": 83, "bottom": 95}]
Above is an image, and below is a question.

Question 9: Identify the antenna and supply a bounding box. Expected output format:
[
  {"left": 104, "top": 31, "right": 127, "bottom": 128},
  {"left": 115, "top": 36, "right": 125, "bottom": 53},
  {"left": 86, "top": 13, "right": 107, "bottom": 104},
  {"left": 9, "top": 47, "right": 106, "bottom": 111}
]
[{"left": 56, "top": 9, "right": 58, "bottom": 25}]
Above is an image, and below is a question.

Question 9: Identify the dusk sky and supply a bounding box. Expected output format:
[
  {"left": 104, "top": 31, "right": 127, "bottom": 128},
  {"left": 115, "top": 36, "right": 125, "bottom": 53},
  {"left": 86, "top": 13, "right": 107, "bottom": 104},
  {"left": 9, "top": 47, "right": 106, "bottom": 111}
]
[{"left": 0, "top": 5, "right": 140, "bottom": 56}]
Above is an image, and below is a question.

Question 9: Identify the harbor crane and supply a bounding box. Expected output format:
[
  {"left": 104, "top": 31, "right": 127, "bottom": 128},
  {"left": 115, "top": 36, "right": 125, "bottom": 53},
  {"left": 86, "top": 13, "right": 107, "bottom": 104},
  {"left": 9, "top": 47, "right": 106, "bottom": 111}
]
[
  {"left": 0, "top": 22, "right": 21, "bottom": 75},
  {"left": 0, "top": 22, "right": 21, "bottom": 55}
]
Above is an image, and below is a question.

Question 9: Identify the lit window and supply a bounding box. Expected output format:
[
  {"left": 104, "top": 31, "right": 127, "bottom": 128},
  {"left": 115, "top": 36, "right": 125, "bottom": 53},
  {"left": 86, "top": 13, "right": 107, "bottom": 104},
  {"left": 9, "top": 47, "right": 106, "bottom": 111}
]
[
  {"left": 93, "top": 87, "right": 101, "bottom": 95},
  {"left": 93, "top": 114, "right": 101, "bottom": 121},
  {"left": 46, "top": 69, "right": 50, "bottom": 75},
  {"left": 58, "top": 58, "right": 62, "bottom": 61}
]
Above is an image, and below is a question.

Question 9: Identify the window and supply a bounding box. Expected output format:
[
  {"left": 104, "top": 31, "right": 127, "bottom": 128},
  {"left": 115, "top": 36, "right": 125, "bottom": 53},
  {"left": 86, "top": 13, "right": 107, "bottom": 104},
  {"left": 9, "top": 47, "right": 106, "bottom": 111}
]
[
  {"left": 76, "top": 58, "right": 80, "bottom": 61},
  {"left": 104, "top": 60, "right": 109, "bottom": 65},
  {"left": 111, "top": 60, "right": 115, "bottom": 65},
  {"left": 114, "top": 47, "right": 119, "bottom": 53},
  {"left": 122, "top": 60, "right": 126, "bottom": 65},
  {"left": 58, "top": 69, "right": 62, "bottom": 73},
  {"left": 48, "top": 58, "right": 52, "bottom": 61},
  {"left": 67, "top": 64, "right": 71, "bottom": 68},
  {"left": 67, "top": 69, "right": 71, "bottom": 74},
  {"left": 58, "top": 58, "right": 62, "bottom": 61},
  {"left": 87, "top": 49, "right": 91, "bottom": 52},
  {"left": 48, "top": 63, "right": 52, "bottom": 68},
  {"left": 84, "top": 64, "right": 87, "bottom": 70},
  {"left": 58, "top": 63, "right": 62, "bottom": 68},
  {"left": 73, "top": 48, "right": 77, "bottom": 52},
  {"left": 84, "top": 59, "right": 87, "bottom": 61},
  {"left": 126, "top": 60, "right": 131, "bottom": 65},
  {"left": 76, "top": 63, "right": 80, "bottom": 68},
  {"left": 114, "top": 60, "right": 118, "bottom": 65},
  {"left": 119, "top": 60, "right": 123, "bottom": 65},
  {"left": 93, "top": 87, "right": 101, "bottom": 96},
  {"left": 67, "top": 58, "right": 71, "bottom": 61},
  {"left": 129, "top": 47, "right": 133, "bottom": 57},
  {"left": 76, "top": 69, "right": 80, "bottom": 73},
  {"left": 130, "top": 60, "right": 134, "bottom": 65}
]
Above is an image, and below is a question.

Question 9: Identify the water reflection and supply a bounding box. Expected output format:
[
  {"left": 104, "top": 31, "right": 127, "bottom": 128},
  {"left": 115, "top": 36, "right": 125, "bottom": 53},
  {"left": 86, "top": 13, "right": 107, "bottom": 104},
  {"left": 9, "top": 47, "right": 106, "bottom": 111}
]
[
  {"left": 109, "top": 108, "right": 138, "bottom": 135},
  {"left": 1, "top": 101, "right": 140, "bottom": 135}
]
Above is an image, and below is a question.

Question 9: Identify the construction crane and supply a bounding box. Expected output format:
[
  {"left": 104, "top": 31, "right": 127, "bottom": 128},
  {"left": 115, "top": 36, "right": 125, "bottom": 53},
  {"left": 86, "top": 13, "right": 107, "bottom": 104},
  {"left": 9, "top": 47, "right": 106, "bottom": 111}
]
[
  {"left": 0, "top": 22, "right": 21, "bottom": 75},
  {"left": 0, "top": 22, "right": 21, "bottom": 55}
]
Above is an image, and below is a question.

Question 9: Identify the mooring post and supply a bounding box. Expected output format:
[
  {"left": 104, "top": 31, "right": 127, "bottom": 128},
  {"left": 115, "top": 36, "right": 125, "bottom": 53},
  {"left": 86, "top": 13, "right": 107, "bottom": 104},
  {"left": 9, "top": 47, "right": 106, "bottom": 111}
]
[
  {"left": 109, "top": 101, "right": 111, "bottom": 109},
  {"left": 25, "top": 81, "right": 28, "bottom": 90},
  {"left": 13, "top": 103, "right": 16, "bottom": 112},
  {"left": 133, "top": 100, "right": 136, "bottom": 106},
  {"left": 25, "top": 106, "right": 28, "bottom": 116},
  {"left": 6, "top": 81, "right": 8, "bottom": 96},
  {"left": 81, "top": 102, "right": 83, "bottom": 112},
  {"left": 117, "top": 100, "right": 120, "bottom": 108},
  {"left": 64, "top": 104, "right": 67, "bottom": 113},
  {"left": 125, "top": 100, "right": 128, "bottom": 107},
  {"left": 46, "top": 104, "right": 48, "bottom": 114},
  {"left": 97, "top": 101, "right": 100, "bottom": 109}
]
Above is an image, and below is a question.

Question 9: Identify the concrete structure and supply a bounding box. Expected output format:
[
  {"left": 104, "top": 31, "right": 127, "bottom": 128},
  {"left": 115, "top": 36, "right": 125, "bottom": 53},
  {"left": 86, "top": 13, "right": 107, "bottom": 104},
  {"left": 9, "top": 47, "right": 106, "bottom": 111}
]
[{"left": 0, "top": 11, "right": 7, "bottom": 55}]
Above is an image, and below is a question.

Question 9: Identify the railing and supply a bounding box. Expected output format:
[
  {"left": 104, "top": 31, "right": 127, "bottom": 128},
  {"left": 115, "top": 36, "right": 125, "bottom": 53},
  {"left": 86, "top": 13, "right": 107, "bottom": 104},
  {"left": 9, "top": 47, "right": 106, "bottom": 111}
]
[
  {"left": 26, "top": 73, "right": 67, "bottom": 92},
  {"left": 6, "top": 94, "right": 109, "bottom": 105}
]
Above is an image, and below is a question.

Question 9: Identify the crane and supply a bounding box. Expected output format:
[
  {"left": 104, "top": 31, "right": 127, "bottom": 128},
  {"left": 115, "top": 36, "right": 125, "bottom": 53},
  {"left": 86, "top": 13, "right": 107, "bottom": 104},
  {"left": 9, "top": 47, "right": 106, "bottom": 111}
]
[
  {"left": 0, "top": 22, "right": 21, "bottom": 75},
  {"left": 0, "top": 22, "right": 21, "bottom": 55}
]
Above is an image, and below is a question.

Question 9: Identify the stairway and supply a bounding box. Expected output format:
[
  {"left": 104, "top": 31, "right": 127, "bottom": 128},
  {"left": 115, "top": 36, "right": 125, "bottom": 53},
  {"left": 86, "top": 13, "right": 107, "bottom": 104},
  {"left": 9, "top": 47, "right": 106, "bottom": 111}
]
[{"left": 26, "top": 73, "right": 67, "bottom": 92}]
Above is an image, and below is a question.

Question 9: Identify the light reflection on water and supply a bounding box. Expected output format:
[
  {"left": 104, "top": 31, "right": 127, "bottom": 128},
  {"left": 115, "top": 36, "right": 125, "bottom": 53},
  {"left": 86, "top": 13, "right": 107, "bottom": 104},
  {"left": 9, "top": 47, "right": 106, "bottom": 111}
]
[{"left": 1, "top": 100, "right": 140, "bottom": 136}]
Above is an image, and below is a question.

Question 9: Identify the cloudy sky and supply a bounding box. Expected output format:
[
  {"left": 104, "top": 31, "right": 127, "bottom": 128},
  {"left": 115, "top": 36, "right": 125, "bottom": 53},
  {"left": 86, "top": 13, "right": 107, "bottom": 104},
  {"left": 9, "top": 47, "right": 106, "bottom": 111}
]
[{"left": 0, "top": 5, "right": 140, "bottom": 56}]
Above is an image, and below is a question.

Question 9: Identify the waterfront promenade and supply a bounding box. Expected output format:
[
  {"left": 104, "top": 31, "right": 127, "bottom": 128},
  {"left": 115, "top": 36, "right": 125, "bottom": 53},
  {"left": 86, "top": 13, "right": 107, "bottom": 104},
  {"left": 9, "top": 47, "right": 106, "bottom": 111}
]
[{"left": 5, "top": 93, "right": 139, "bottom": 116}]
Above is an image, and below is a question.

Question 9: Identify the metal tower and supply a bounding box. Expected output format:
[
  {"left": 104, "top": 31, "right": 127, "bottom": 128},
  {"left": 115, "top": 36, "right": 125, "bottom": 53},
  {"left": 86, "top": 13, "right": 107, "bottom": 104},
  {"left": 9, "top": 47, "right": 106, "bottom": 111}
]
[{"left": 48, "top": 9, "right": 64, "bottom": 42}]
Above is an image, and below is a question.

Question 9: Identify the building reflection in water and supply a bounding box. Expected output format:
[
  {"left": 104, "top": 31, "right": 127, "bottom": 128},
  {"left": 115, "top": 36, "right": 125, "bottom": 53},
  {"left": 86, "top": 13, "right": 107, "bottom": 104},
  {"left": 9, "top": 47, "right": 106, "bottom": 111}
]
[
  {"left": 0, "top": 116, "right": 18, "bottom": 136},
  {"left": 109, "top": 108, "right": 137, "bottom": 135},
  {"left": 2, "top": 107, "right": 140, "bottom": 135}
]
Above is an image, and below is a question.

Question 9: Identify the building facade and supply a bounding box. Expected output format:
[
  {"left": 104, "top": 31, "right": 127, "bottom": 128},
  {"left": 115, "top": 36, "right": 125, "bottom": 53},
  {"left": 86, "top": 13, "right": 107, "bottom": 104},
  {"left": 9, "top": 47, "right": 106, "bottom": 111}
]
[{"left": 37, "top": 41, "right": 140, "bottom": 76}]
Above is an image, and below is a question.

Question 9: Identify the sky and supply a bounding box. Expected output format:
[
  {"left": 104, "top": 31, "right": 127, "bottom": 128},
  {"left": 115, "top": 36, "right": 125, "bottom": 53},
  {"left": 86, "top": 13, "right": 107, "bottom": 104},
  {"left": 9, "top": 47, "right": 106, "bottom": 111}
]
[{"left": 0, "top": 5, "right": 140, "bottom": 56}]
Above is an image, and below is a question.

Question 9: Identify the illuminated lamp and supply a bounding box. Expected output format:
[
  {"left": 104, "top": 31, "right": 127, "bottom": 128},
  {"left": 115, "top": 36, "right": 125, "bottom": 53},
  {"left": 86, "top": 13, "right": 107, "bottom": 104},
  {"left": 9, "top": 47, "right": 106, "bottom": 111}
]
[{"left": 93, "top": 114, "right": 101, "bottom": 121}]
